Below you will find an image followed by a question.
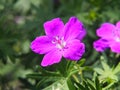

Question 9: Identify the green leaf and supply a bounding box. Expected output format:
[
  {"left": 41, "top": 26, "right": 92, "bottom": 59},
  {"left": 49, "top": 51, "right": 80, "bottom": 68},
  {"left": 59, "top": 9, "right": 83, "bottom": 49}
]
[
  {"left": 75, "top": 82, "right": 86, "bottom": 90},
  {"left": 83, "top": 80, "right": 90, "bottom": 90},
  {"left": 67, "top": 78, "right": 76, "bottom": 90},
  {"left": 66, "top": 60, "right": 75, "bottom": 73},
  {"left": 87, "top": 79, "right": 96, "bottom": 90},
  {"left": 82, "top": 66, "right": 93, "bottom": 71},
  {"left": 94, "top": 75, "right": 102, "bottom": 90},
  {"left": 36, "top": 78, "right": 59, "bottom": 89},
  {"left": 43, "top": 79, "right": 69, "bottom": 90},
  {"left": 103, "top": 82, "right": 115, "bottom": 90},
  {"left": 94, "top": 68, "right": 104, "bottom": 75},
  {"left": 113, "top": 63, "right": 120, "bottom": 74},
  {"left": 77, "top": 58, "right": 85, "bottom": 66},
  {"left": 101, "top": 60, "right": 110, "bottom": 71}
]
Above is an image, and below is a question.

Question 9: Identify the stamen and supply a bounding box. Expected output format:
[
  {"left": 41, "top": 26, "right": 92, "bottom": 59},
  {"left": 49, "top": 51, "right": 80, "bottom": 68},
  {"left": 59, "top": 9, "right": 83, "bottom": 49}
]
[
  {"left": 113, "top": 28, "right": 120, "bottom": 42},
  {"left": 52, "top": 36, "right": 66, "bottom": 49}
]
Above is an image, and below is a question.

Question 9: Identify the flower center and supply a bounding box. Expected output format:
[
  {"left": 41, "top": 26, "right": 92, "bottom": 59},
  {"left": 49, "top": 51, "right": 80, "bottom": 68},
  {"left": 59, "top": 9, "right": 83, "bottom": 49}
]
[
  {"left": 113, "top": 28, "right": 120, "bottom": 42},
  {"left": 52, "top": 36, "right": 66, "bottom": 49}
]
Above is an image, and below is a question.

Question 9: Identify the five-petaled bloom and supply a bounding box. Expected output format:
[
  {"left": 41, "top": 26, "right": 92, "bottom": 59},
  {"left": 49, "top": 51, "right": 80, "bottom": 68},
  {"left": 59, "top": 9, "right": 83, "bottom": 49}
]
[
  {"left": 93, "top": 21, "right": 120, "bottom": 53},
  {"left": 30, "top": 16, "right": 86, "bottom": 67}
]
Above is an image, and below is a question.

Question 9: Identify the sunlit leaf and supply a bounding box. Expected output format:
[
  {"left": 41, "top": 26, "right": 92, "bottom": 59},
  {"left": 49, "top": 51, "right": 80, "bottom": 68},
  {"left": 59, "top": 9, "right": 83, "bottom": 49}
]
[
  {"left": 94, "top": 68, "right": 104, "bottom": 75},
  {"left": 101, "top": 60, "right": 110, "bottom": 71},
  {"left": 43, "top": 79, "right": 69, "bottom": 90},
  {"left": 113, "top": 63, "right": 120, "bottom": 74}
]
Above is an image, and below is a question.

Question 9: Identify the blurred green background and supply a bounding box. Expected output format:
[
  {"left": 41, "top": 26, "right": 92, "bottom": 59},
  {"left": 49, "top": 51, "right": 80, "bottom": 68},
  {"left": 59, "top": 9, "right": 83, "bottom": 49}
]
[{"left": 0, "top": 0, "right": 120, "bottom": 89}]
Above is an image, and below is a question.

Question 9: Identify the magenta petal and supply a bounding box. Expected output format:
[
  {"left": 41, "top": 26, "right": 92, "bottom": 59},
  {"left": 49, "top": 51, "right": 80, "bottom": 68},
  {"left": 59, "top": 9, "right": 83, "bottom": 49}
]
[
  {"left": 109, "top": 42, "right": 120, "bottom": 53},
  {"left": 63, "top": 40, "right": 85, "bottom": 60},
  {"left": 30, "top": 36, "right": 54, "bottom": 54},
  {"left": 93, "top": 39, "right": 109, "bottom": 52},
  {"left": 97, "top": 23, "right": 115, "bottom": 39},
  {"left": 44, "top": 18, "right": 64, "bottom": 37},
  {"left": 64, "top": 16, "right": 86, "bottom": 41},
  {"left": 41, "top": 49, "right": 62, "bottom": 67},
  {"left": 116, "top": 21, "right": 120, "bottom": 28}
]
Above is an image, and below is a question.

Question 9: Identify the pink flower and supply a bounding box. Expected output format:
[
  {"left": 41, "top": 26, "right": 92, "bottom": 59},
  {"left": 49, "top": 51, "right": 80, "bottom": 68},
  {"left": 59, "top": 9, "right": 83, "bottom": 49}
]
[
  {"left": 30, "top": 16, "right": 86, "bottom": 67},
  {"left": 93, "top": 21, "right": 120, "bottom": 53}
]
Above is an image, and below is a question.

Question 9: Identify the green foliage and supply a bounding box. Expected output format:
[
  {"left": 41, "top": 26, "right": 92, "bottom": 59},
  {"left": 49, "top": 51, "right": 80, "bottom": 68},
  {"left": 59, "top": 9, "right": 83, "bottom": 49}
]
[
  {"left": 26, "top": 59, "right": 86, "bottom": 89},
  {"left": 75, "top": 74, "right": 102, "bottom": 90},
  {"left": 1, "top": 0, "right": 120, "bottom": 89},
  {"left": 94, "top": 56, "right": 120, "bottom": 90}
]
